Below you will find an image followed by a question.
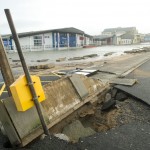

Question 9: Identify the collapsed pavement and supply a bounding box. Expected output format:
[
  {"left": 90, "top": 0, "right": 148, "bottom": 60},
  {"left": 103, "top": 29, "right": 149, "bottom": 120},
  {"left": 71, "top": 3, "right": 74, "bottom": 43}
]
[
  {"left": 0, "top": 74, "right": 108, "bottom": 147},
  {"left": 28, "top": 51, "right": 150, "bottom": 149},
  {"left": 0, "top": 51, "right": 150, "bottom": 149}
]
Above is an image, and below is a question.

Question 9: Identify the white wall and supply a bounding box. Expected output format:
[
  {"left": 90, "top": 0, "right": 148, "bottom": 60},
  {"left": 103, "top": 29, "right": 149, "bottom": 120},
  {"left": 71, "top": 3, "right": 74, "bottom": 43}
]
[
  {"left": 121, "top": 39, "right": 132, "bottom": 45},
  {"left": 116, "top": 37, "right": 122, "bottom": 45},
  {"left": 11, "top": 32, "right": 89, "bottom": 51},
  {"left": 76, "top": 34, "right": 83, "bottom": 47},
  {"left": 12, "top": 36, "right": 31, "bottom": 51},
  {"left": 43, "top": 33, "right": 53, "bottom": 50},
  {"left": 12, "top": 33, "right": 54, "bottom": 51}
]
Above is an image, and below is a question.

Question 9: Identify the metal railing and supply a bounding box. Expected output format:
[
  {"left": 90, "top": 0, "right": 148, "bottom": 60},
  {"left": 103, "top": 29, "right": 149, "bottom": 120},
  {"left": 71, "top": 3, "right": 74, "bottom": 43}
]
[{"left": 4, "top": 42, "right": 98, "bottom": 52}]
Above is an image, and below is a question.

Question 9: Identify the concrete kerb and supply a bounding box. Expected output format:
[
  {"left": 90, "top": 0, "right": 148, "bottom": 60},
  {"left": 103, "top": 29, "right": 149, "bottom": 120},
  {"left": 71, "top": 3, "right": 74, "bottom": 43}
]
[{"left": 118, "top": 56, "right": 150, "bottom": 78}]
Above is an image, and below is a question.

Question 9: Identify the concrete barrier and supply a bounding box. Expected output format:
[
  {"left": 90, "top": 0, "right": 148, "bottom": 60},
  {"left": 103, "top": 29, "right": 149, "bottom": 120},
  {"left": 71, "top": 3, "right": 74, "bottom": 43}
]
[{"left": 0, "top": 74, "right": 107, "bottom": 147}]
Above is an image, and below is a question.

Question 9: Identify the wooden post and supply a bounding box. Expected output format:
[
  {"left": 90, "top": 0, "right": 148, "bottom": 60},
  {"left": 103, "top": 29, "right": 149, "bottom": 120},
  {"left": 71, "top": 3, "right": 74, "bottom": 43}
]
[{"left": 0, "top": 35, "right": 14, "bottom": 95}]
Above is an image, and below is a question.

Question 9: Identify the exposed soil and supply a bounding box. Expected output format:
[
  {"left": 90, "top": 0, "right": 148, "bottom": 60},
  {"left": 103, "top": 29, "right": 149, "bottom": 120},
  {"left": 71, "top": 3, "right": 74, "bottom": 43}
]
[
  {"left": 27, "top": 90, "right": 150, "bottom": 150},
  {"left": 79, "top": 89, "right": 150, "bottom": 133}
]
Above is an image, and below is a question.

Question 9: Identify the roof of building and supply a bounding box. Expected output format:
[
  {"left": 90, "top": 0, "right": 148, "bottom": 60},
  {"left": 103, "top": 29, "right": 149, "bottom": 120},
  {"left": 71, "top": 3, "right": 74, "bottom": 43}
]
[
  {"left": 121, "top": 33, "right": 134, "bottom": 39},
  {"left": 84, "top": 33, "right": 93, "bottom": 38},
  {"left": 93, "top": 34, "right": 113, "bottom": 40},
  {"left": 102, "top": 27, "right": 137, "bottom": 33},
  {"left": 144, "top": 34, "right": 150, "bottom": 38},
  {"left": 2, "top": 27, "right": 86, "bottom": 38}
]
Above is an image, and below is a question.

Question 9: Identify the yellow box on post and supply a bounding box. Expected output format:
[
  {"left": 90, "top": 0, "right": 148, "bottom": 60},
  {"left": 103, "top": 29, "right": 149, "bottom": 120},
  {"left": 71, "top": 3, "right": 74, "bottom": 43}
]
[{"left": 10, "top": 75, "right": 45, "bottom": 111}]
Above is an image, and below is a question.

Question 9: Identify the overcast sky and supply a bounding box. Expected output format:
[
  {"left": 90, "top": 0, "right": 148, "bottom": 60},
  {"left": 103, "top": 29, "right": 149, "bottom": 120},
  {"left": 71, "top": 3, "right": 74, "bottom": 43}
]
[{"left": 0, "top": 0, "right": 150, "bottom": 35}]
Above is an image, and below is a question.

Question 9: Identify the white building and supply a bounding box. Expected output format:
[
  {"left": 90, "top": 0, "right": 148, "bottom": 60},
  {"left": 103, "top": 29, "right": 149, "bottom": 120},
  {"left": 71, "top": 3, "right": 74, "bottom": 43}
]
[
  {"left": 101, "top": 27, "right": 141, "bottom": 45},
  {"left": 2, "top": 27, "right": 93, "bottom": 51}
]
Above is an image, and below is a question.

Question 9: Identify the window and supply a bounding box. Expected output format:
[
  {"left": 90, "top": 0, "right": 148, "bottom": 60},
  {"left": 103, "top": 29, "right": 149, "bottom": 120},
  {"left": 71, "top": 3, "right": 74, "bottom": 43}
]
[
  {"left": 44, "top": 36, "right": 49, "bottom": 38},
  {"left": 34, "top": 36, "right": 42, "bottom": 46}
]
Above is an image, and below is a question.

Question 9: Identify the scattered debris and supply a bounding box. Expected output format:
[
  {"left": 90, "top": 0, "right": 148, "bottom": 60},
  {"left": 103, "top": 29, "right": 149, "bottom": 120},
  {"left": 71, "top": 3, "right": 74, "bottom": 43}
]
[
  {"left": 29, "top": 64, "right": 55, "bottom": 70},
  {"left": 83, "top": 54, "right": 98, "bottom": 58},
  {"left": 11, "top": 63, "right": 22, "bottom": 68},
  {"left": 75, "top": 69, "right": 98, "bottom": 76},
  {"left": 104, "top": 93, "right": 111, "bottom": 102},
  {"left": 12, "top": 59, "right": 20, "bottom": 62},
  {"left": 54, "top": 133, "right": 70, "bottom": 142},
  {"left": 56, "top": 57, "right": 66, "bottom": 62},
  {"left": 104, "top": 52, "right": 115, "bottom": 56},
  {"left": 101, "top": 99, "right": 116, "bottom": 111},
  {"left": 37, "top": 59, "right": 49, "bottom": 62},
  {"left": 68, "top": 57, "right": 85, "bottom": 61},
  {"left": 62, "top": 120, "right": 96, "bottom": 142},
  {"left": 111, "top": 88, "right": 118, "bottom": 98},
  {"left": 124, "top": 47, "right": 150, "bottom": 54},
  {"left": 115, "top": 92, "right": 128, "bottom": 101},
  {"left": 55, "top": 71, "right": 66, "bottom": 75},
  {"left": 40, "top": 134, "right": 47, "bottom": 140},
  {"left": 79, "top": 109, "right": 94, "bottom": 118},
  {"left": 68, "top": 54, "right": 98, "bottom": 61}
]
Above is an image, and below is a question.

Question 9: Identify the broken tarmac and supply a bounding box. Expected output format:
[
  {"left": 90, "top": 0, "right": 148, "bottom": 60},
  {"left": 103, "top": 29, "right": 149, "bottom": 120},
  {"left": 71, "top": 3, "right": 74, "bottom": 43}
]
[
  {"left": 0, "top": 51, "right": 150, "bottom": 149},
  {"left": 27, "top": 51, "right": 150, "bottom": 149}
]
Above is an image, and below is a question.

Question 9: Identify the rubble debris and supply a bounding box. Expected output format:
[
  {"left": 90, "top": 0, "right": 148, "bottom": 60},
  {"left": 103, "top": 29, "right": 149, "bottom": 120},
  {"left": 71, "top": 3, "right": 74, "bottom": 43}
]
[
  {"left": 101, "top": 99, "right": 116, "bottom": 111},
  {"left": 40, "top": 134, "right": 47, "bottom": 140},
  {"left": 56, "top": 57, "right": 66, "bottom": 62},
  {"left": 12, "top": 59, "right": 20, "bottom": 62},
  {"left": 124, "top": 47, "right": 150, "bottom": 54},
  {"left": 104, "top": 93, "right": 111, "bottom": 102},
  {"left": 55, "top": 71, "right": 66, "bottom": 75},
  {"left": 29, "top": 135, "right": 76, "bottom": 150},
  {"left": 54, "top": 133, "right": 70, "bottom": 142},
  {"left": 83, "top": 54, "right": 98, "bottom": 58},
  {"left": 79, "top": 109, "right": 94, "bottom": 118},
  {"left": 37, "top": 59, "right": 49, "bottom": 62},
  {"left": 68, "top": 54, "right": 98, "bottom": 61},
  {"left": 11, "top": 63, "right": 22, "bottom": 68},
  {"left": 115, "top": 92, "right": 128, "bottom": 101},
  {"left": 74, "top": 69, "right": 98, "bottom": 77},
  {"left": 62, "top": 120, "right": 96, "bottom": 142},
  {"left": 68, "top": 57, "right": 85, "bottom": 61},
  {"left": 29, "top": 64, "right": 55, "bottom": 70},
  {"left": 104, "top": 52, "right": 115, "bottom": 56},
  {"left": 111, "top": 88, "right": 118, "bottom": 98}
]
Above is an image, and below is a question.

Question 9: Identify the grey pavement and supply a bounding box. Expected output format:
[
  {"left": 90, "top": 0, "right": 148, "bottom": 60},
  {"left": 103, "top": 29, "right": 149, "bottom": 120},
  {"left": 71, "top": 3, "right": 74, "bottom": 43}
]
[
  {"left": 91, "top": 52, "right": 150, "bottom": 75},
  {"left": 77, "top": 121, "right": 150, "bottom": 150},
  {"left": 116, "top": 58, "right": 150, "bottom": 105}
]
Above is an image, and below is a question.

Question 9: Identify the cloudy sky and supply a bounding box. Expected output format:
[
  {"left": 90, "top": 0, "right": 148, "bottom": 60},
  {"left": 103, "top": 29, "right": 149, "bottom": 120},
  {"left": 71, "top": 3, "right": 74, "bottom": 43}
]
[{"left": 0, "top": 0, "right": 150, "bottom": 35}]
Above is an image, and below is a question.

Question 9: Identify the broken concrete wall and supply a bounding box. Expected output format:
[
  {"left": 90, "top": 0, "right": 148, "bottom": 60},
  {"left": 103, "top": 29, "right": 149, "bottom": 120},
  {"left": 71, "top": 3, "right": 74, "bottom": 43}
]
[
  {"left": 42, "top": 77, "right": 81, "bottom": 120},
  {"left": 42, "top": 75, "right": 104, "bottom": 121},
  {"left": 0, "top": 74, "right": 106, "bottom": 146}
]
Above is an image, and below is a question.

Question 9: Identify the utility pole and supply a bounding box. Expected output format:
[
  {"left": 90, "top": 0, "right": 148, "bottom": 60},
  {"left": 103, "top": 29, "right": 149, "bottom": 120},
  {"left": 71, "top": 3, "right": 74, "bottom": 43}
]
[{"left": 0, "top": 35, "right": 14, "bottom": 95}]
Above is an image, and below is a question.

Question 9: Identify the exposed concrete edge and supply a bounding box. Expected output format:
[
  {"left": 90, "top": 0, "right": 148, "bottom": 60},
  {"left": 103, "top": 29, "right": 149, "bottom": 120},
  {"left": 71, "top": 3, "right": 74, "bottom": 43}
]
[
  {"left": 119, "top": 56, "right": 150, "bottom": 78},
  {"left": 21, "top": 84, "right": 109, "bottom": 147}
]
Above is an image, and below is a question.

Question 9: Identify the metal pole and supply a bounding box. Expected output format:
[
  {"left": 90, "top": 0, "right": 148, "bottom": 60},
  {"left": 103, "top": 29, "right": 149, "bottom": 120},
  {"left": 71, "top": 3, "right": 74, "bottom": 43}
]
[
  {"left": 0, "top": 35, "right": 14, "bottom": 95},
  {"left": 4, "top": 9, "right": 50, "bottom": 136}
]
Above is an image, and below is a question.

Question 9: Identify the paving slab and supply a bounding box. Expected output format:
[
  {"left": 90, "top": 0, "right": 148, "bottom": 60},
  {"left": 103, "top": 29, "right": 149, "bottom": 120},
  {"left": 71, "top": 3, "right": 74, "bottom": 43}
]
[
  {"left": 109, "top": 78, "right": 137, "bottom": 86},
  {"left": 69, "top": 75, "right": 89, "bottom": 99},
  {"left": 115, "top": 59, "right": 150, "bottom": 105},
  {"left": 91, "top": 53, "right": 150, "bottom": 75}
]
